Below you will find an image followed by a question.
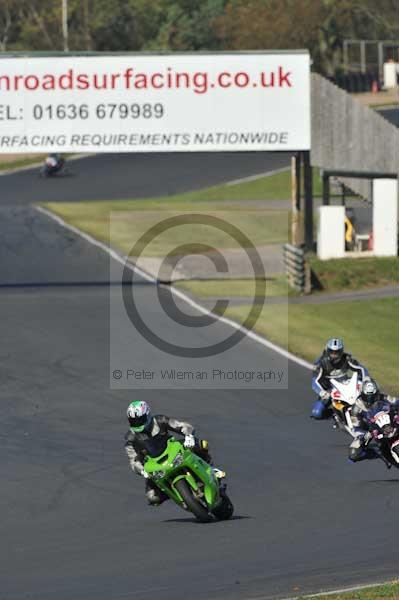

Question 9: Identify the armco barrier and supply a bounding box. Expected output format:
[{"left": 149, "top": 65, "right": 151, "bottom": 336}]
[{"left": 283, "top": 244, "right": 311, "bottom": 294}]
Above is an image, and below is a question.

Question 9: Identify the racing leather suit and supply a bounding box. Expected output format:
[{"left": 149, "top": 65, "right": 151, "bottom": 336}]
[
  {"left": 125, "top": 414, "right": 211, "bottom": 505},
  {"left": 311, "top": 351, "right": 369, "bottom": 419},
  {"left": 349, "top": 394, "right": 399, "bottom": 462}
]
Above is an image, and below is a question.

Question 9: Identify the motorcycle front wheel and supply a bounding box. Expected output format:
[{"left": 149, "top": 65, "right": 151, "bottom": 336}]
[{"left": 174, "top": 479, "right": 212, "bottom": 523}]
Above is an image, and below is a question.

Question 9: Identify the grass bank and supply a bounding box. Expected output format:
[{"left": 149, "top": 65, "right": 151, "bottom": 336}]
[
  {"left": 0, "top": 154, "right": 45, "bottom": 171},
  {"left": 44, "top": 169, "right": 298, "bottom": 258},
  {"left": 45, "top": 202, "right": 288, "bottom": 258},
  {"left": 45, "top": 164, "right": 329, "bottom": 209},
  {"left": 0, "top": 152, "right": 82, "bottom": 172},
  {"left": 175, "top": 277, "right": 294, "bottom": 298},
  {"left": 310, "top": 256, "right": 399, "bottom": 291},
  {"left": 221, "top": 297, "right": 399, "bottom": 393},
  {"left": 299, "top": 580, "right": 399, "bottom": 600}
]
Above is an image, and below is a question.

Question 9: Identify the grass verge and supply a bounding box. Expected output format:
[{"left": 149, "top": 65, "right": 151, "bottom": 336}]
[
  {"left": 0, "top": 154, "right": 45, "bottom": 171},
  {"left": 44, "top": 165, "right": 330, "bottom": 209},
  {"left": 175, "top": 277, "right": 295, "bottom": 298},
  {"left": 221, "top": 297, "right": 399, "bottom": 394},
  {"left": 44, "top": 169, "right": 298, "bottom": 258},
  {"left": 310, "top": 256, "right": 399, "bottom": 292},
  {"left": 0, "top": 152, "right": 81, "bottom": 172},
  {"left": 45, "top": 203, "right": 289, "bottom": 257},
  {"left": 298, "top": 580, "right": 399, "bottom": 600}
]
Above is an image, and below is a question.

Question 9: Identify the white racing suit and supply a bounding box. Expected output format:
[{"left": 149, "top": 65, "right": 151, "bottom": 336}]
[{"left": 125, "top": 414, "right": 211, "bottom": 505}]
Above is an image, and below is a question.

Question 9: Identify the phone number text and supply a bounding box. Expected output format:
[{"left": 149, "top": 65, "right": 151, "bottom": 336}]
[{"left": 32, "top": 103, "right": 165, "bottom": 120}]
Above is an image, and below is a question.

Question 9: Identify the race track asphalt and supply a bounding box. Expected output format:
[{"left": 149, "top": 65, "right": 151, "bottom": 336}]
[
  {"left": 0, "top": 151, "right": 290, "bottom": 205},
  {"left": 1, "top": 153, "right": 399, "bottom": 600}
]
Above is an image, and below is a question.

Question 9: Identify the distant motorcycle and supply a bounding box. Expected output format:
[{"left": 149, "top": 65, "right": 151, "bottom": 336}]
[
  {"left": 40, "top": 155, "right": 67, "bottom": 178},
  {"left": 328, "top": 369, "right": 362, "bottom": 437},
  {"left": 364, "top": 400, "right": 399, "bottom": 469}
]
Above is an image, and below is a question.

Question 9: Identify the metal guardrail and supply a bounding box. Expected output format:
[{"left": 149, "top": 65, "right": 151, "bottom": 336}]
[{"left": 283, "top": 244, "right": 311, "bottom": 294}]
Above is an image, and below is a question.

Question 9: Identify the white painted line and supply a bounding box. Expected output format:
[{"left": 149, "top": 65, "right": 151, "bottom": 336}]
[
  {"left": 225, "top": 166, "right": 290, "bottom": 186},
  {"left": 280, "top": 579, "right": 395, "bottom": 600},
  {"left": 36, "top": 205, "right": 313, "bottom": 371}
]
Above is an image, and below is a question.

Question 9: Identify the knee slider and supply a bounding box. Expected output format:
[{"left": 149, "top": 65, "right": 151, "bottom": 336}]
[
  {"left": 146, "top": 488, "right": 161, "bottom": 505},
  {"left": 349, "top": 447, "right": 366, "bottom": 462},
  {"left": 311, "top": 400, "right": 326, "bottom": 419}
]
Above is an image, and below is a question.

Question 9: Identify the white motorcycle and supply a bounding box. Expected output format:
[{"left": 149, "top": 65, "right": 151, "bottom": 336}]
[{"left": 327, "top": 369, "right": 362, "bottom": 437}]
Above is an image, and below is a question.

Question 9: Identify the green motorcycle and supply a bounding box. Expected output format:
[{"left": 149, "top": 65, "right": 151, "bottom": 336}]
[{"left": 143, "top": 437, "right": 234, "bottom": 523}]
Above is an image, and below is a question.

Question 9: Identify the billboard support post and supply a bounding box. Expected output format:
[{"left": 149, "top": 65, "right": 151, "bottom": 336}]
[
  {"left": 295, "top": 151, "right": 301, "bottom": 212},
  {"left": 303, "top": 150, "right": 313, "bottom": 251}
]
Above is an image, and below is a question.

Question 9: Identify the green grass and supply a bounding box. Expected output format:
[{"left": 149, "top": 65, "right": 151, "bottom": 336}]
[
  {"left": 43, "top": 166, "right": 357, "bottom": 261},
  {"left": 44, "top": 166, "right": 327, "bottom": 209},
  {"left": 45, "top": 203, "right": 289, "bottom": 258},
  {"left": 0, "top": 155, "right": 44, "bottom": 171},
  {"left": 310, "top": 256, "right": 399, "bottom": 291},
  {"left": 175, "top": 277, "right": 295, "bottom": 298},
  {"left": 222, "top": 297, "right": 399, "bottom": 394},
  {"left": 0, "top": 152, "right": 81, "bottom": 172},
  {"left": 298, "top": 580, "right": 399, "bottom": 600},
  {"left": 372, "top": 101, "right": 399, "bottom": 108}
]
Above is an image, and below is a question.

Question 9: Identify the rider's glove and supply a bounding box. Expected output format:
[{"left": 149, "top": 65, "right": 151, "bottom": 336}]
[
  {"left": 319, "top": 390, "right": 331, "bottom": 404},
  {"left": 184, "top": 434, "right": 195, "bottom": 448},
  {"left": 141, "top": 470, "right": 149, "bottom": 479}
]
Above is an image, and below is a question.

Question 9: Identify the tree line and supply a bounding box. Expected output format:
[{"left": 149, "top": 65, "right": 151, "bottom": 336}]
[{"left": 1, "top": 0, "right": 399, "bottom": 76}]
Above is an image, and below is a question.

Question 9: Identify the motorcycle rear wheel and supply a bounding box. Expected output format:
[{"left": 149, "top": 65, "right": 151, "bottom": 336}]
[{"left": 175, "top": 479, "right": 212, "bottom": 523}]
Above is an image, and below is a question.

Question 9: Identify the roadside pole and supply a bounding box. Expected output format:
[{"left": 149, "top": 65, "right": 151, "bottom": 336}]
[
  {"left": 291, "top": 154, "right": 299, "bottom": 245},
  {"left": 303, "top": 150, "right": 314, "bottom": 251}
]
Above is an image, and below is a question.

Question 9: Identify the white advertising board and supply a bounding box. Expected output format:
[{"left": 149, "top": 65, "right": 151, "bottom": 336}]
[{"left": 0, "top": 52, "right": 310, "bottom": 153}]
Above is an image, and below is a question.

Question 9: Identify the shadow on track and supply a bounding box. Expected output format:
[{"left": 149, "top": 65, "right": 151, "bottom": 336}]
[
  {"left": 367, "top": 478, "right": 399, "bottom": 484},
  {"left": 162, "top": 515, "right": 252, "bottom": 524}
]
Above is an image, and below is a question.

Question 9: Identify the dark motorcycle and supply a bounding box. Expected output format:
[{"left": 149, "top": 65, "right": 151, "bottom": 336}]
[
  {"left": 364, "top": 400, "right": 399, "bottom": 468},
  {"left": 40, "top": 156, "right": 67, "bottom": 178}
]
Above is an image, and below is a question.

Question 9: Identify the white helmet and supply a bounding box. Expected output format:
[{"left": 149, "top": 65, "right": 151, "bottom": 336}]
[
  {"left": 326, "top": 338, "right": 344, "bottom": 366},
  {"left": 127, "top": 400, "right": 152, "bottom": 432}
]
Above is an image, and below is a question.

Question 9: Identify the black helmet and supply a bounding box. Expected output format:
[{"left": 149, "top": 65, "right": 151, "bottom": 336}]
[
  {"left": 326, "top": 338, "right": 344, "bottom": 366},
  {"left": 361, "top": 379, "right": 379, "bottom": 407}
]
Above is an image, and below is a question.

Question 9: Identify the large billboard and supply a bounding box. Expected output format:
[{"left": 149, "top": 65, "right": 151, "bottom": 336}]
[{"left": 0, "top": 52, "right": 310, "bottom": 153}]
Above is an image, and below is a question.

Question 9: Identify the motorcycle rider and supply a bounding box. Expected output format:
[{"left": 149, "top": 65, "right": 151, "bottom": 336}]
[
  {"left": 349, "top": 379, "right": 399, "bottom": 464},
  {"left": 124, "top": 400, "right": 220, "bottom": 506},
  {"left": 311, "top": 338, "right": 370, "bottom": 419},
  {"left": 44, "top": 153, "right": 64, "bottom": 173}
]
